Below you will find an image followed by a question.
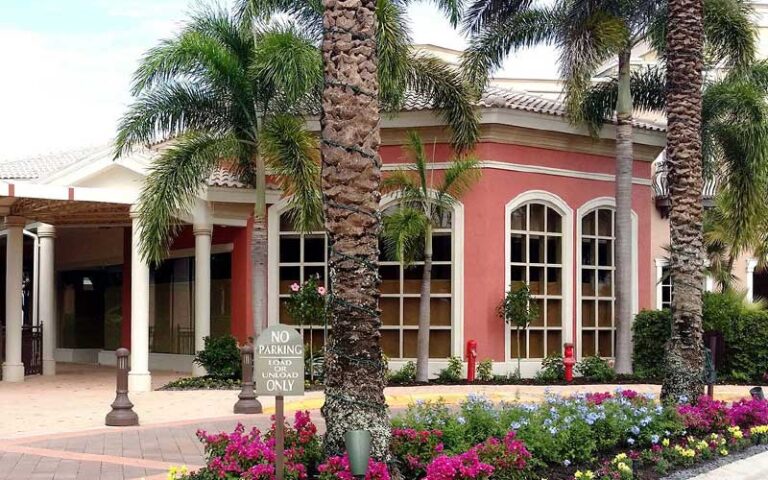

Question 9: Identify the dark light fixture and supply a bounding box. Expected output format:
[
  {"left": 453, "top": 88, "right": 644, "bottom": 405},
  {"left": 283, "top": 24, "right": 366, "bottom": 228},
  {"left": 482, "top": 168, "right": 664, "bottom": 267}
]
[{"left": 751, "top": 387, "right": 765, "bottom": 400}]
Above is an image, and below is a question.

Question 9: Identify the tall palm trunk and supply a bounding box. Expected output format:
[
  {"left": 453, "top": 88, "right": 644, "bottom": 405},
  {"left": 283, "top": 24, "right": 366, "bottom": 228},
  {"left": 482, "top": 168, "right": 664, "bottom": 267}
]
[
  {"left": 252, "top": 155, "right": 268, "bottom": 343},
  {"left": 661, "top": 0, "right": 706, "bottom": 402},
  {"left": 416, "top": 224, "right": 432, "bottom": 382},
  {"left": 614, "top": 49, "right": 634, "bottom": 374},
  {"left": 319, "top": 0, "right": 390, "bottom": 459}
]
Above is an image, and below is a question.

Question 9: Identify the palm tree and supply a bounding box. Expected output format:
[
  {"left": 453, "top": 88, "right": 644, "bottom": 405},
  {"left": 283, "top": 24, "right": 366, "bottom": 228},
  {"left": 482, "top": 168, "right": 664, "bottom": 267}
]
[
  {"left": 462, "top": 0, "right": 756, "bottom": 374},
  {"left": 661, "top": 0, "right": 707, "bottom": 402},
  {"left": 114, "top": 7, "right": 325, "bottom": 345},
  {"left": 381, "top": 132, "right": 480, "bottom": 383}
]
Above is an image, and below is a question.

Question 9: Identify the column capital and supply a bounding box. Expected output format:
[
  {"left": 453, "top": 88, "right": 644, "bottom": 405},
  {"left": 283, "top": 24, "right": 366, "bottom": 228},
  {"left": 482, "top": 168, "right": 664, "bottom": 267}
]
[
  {"left": 37, "top": 224, "right": 56, "bottom": 239},
  {"left": 192, "top": 200, "right": 212, "bottom": 234},
  {"left": 4, "top": 216, "right": 26, "bottom": 229},
  {"left": 193, "top": 225, "right": 213, "bottom": 236},
  {"left": 129, "top": 204, "right": 141, "bottom": 219}
]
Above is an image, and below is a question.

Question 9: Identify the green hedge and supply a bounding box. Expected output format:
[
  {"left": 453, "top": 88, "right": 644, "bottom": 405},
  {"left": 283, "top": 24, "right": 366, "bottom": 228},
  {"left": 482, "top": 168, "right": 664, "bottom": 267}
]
[{"left": 632, "top": 292, "right": 768, "bottom": 381}]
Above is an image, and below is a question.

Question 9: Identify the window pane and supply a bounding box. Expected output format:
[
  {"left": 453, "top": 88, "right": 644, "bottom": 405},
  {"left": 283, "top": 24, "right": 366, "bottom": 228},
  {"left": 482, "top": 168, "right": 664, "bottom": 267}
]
[
  {"left": 547, "top": 330, "right": 562, "bottom": 356},
  {"left": 404, "top": 266, "right": 424, "bottom": 294},
  {"left": 432, "top": 233, "right": 452, "bottom": 261},
  {"left": 510, "top": 265, "right": 525, "bottom": 291},
  {"left": 381, "top": 297, "right": 400, "bottom": 326},
  {"left": 582, "top": 300, "right": 595, "bottom": 327},
  {"left": 597, "top": 239, "right": 613, "bottom": 266},
  {"left": 304, "top": 266, "right": 325, "bottom": 286},
  {"left": 547, "top": 300, "right": 561, "bottom": 327},
  {"left": 582, "top": 331, "right": 596, "bottom": 357},
  {"left": 581, "top": 269, "right": 595, "bottom": 296},
  {"left": 432, "top": 265, "right": 451, "bottom": 294},
  {"left": 582, "top": 239, "right": 595, "bottom": 266},
  {"left": 529, "top": 267, "right": 545, "bottom": 295},
  {"left": 279, "top": 299, "right": 294, "bottom": 325},
  {"left": 429, "top": 330, "right": 452, "bottom": 358},
  {"left": 546, "top": 236, "right": 561, "bottom": 264},
  {"left": 403, "top": 330, "right": 418, "bottom": 358},
  {"left": 597, "top": 209, "right": 613, "bottom": 236},
  {"left": 547, "top": 207, "right": 562, "bottom": 233},
  {"left": 547, "top": 267, "right": 561, "bottom": 295},
  {"left": 403, "top": 298, "right": 420, "bottom": 326},
  {"left": 510, "top": 234, "right": 526, "bottom": 263},
  {"left": 380, "top": 266, "right": 400, "bottom": 294},
  {"left": 304, "top": 235, "right": 325, "bottom": 262},
  {"left": 381, "top": 330, "right": 400, "bottom": 358},
  {"left": 582, "top": 211, "right": 595, "bottom": 236},
  {"left": 279, "top": 214, "right": 294, "bottom": 231},
  {"left": 531, "top": 299, "right": 545, "bottom": 327},
  {"left": 510, "top": 206, "right": 527, "bottom": 230},
  {"left": 530, "top": 204, "right": 545, "bottom": 232},
  {"left": 529, "top": 331, "right": 545, "bottom": 358},
  {"left": 510, "top": 331, "right": 527, "bottom": 358},
  {"left": 279, "top": 236, "right": 300, "bottom": 262},
  {"left": 598, "top": 330, "right": 614, "bottom": 357},
  {"left": 279, "top": 266, "right": 300, "bottom": 294},
  {"left": 598, "top": 300, "right": 613, "bottom": 327},
  {"left": 597, "top": 270, "right": 612, "bottom": 296},
  {"left": 529, "top": 235, "right": 544, "bottom": 263},
  {"left": 430, "top": 298, "right": 451, "bottom": 326}
]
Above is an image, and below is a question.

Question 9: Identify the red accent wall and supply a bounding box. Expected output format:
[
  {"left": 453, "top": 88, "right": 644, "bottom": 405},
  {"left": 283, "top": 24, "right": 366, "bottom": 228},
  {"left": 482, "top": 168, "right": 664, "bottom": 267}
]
[
  {"left": 121, "top": 227, "right": 131, "bottom": 349},
  {"left": 231, "top": 216, "right": 253, "bottom": 343}
]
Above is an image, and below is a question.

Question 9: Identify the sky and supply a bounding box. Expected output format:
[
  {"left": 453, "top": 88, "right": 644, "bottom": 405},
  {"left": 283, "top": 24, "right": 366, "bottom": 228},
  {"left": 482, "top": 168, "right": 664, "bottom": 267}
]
[{"left": 0, "top": 0, "right": 559, "bottom": 160}]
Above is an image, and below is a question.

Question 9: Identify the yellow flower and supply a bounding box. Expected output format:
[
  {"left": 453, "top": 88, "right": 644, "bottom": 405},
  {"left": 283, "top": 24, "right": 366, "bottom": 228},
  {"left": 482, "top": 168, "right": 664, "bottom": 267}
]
[
  {"left": 575, "top": 471, "right": 595, "bottom": 480},
  {"left": 167, "top": 465, "right": 189, "bottom": 480},
  {"left": 696, "top": 440, "right": 709, "bottom": 450},
  {"left": 618, "top": 463, "right": 632, "bottom": 473},
  {"left": 720, "top": 449, "right": 729, "bottom": 456},
  {"left": 614, "top": 453, "right": 628, "bottom": 463},
  {"left": 728, "top": 426, "right": 744, "bottom": 439},
  {"left": 662, "top": 438, "right": 670, "bottom": 447}
]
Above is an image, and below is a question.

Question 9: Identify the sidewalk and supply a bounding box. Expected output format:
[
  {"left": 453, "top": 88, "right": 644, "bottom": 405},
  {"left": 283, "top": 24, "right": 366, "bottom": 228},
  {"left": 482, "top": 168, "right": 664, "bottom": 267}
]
[{"left": 690, "top": 449, "right": 768, "bottom": 479}]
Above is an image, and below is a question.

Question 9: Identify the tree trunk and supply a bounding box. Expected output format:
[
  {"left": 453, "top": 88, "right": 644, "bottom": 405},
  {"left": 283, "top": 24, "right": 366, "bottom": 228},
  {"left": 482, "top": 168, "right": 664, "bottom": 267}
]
[
  {"left": 661, "top": 0, "right": 706, "bottom": 403},
  {"left": 252, "top": 153, "right": 268, "bottom": 343},
  {"left": 614, "top": 49, "right": 634, "bottom": 374},
  {"left": 319, "top": 0, "right": 389, "bottom": 459},
  {"left": 416, "top": 225, "right": 433, "bottom": 382}
]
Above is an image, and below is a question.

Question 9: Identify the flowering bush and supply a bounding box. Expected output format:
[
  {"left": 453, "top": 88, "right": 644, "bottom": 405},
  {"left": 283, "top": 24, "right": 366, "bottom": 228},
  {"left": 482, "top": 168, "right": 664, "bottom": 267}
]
[
  {"left": 265, "top": 411, "right": 323, "bottom": 468},
  {"left": 318, "top": 455, "right": 389, "bottom": 480},
  {"left": 676, "top": 396, "right": 730, "bottom": 435},
  {"left": 391, "top": 428, "right": 445, "bottom": 479},
  {"left": 727, "top": 398, "right": 768, "bottom": 429},
  {"left": 474, "top": 432, "right": 532, "bottom": 480},
  {"left": 424, "top": 449, "right": 494, "bottom": 480}
]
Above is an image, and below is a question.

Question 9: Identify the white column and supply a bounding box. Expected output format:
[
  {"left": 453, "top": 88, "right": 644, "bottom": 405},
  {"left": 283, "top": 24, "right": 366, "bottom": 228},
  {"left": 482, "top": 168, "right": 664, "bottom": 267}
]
[
  {"left": 128, "top": 208, "right": 152, "bottom": 392},
  {"left": 193, "top": 201, "right": 212, "bottom": 377},
  {"left": 3, "top": 217, "right": 26, "bottom": 382},
  {"left": 747, "top": 259, "right": 758, "bottom": 303},
  {"left": 39, "top": 224, "right": 56, "bottom": 376}
]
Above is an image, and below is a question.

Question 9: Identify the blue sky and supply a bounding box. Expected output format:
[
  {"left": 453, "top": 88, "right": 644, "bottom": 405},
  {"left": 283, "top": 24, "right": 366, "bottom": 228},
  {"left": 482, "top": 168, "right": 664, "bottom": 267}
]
[{"left": 0, "top": 1, "right": 558, "bottom": 159}]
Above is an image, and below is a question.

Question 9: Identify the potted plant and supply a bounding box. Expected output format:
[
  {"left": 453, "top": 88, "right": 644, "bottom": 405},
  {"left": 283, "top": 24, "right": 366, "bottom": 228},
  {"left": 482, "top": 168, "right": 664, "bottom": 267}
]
[{"left": 498, "top": 282, "right": 538, "bottom": 378}]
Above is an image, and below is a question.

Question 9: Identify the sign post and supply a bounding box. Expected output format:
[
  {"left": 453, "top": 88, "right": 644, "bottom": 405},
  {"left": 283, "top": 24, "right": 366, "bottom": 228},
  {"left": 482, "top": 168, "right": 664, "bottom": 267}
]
[{"left": 254, "top": 325, "right": 305, "bottom": 480}]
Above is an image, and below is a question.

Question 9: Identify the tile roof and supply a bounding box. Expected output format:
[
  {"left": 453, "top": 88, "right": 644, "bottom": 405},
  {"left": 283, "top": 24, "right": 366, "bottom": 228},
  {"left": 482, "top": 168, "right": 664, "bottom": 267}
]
[{"left": 0, "top": 145, "right": 112, "bottom": 180}]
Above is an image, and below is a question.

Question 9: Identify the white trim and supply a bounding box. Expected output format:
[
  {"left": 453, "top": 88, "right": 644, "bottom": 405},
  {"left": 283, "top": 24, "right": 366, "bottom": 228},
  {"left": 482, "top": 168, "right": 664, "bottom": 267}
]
[
  {"left": 655, "top": 257, "right": 670, "bottom": 310},
  {"left": 165, "top": 243, "right": 233, "bottom": 260},
  {"left": 747, "top": 258, "right": 759, "bottom": 302},
  {"left": 267, "top": 192, "right": 465, "bottom": 359},
  {"left": 575, "top": 197, "right": 639, "bottom": 360},
  {"left": 504, "top": 190, "right": 574, "bottom": 363}
]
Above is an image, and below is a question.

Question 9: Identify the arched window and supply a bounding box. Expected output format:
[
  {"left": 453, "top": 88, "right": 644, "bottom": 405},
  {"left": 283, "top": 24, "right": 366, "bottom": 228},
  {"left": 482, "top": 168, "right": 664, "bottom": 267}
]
[
  {"left": 275, "top": 203, "right": 456, "bottom": 360},
  {"left": 508, "top": 202, "right": 564, "bottom": 358},
  {"left": 580, "top": 207, "right": 615, "bottom": 357}
]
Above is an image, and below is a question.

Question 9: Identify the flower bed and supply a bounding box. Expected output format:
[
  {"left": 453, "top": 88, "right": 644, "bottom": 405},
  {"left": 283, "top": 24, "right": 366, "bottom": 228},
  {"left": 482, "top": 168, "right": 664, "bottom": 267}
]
[{"left": 171, "top": 391, "right": 768, "bottom": 480}]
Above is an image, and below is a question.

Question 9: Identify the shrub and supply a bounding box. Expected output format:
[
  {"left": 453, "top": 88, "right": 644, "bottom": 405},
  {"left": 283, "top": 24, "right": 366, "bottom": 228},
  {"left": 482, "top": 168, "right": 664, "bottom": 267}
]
[
  {"left": 476, "top": 359, "right": 493, "bottom": 382},
  {"left": 676, "top": 396, "right": 730, "bottom": 435},
  {"left": 437, "top": 356, "right": 463, "bottom": 383},
  {"left": 724, "top": 310, "right": 768, "bottom": 380},
  {"left": 424, "top": 450, "right": 494, "bottom": 480},
  {"left": 391, "top": 429, "right": 444, "bottom": 479},
  {"left": 161, "top": 376, "right": 240, "bottom": 391},
  {"left": 575, "top": 355, "right": 615, "bottom": 382},
  {"left": 632, "top": 309, "right": 671, "bottom": 379},
  {"left": 318, "top": 455, "right": 389, "bottom": 480},
  {"left": 474, "top": 432, "right": 533, "bottom": 480},
  {"left": 536, "top": 353, "right": 564, "bottom": 382},
  {"left": 193, "top": 335, "right": 241, "bottom": 380},
  {"left": 727, "top": 398, "right": 768, "bottom": 429},
  {"left": 389, "top": 361, "right": 417, "bottom": 383}
]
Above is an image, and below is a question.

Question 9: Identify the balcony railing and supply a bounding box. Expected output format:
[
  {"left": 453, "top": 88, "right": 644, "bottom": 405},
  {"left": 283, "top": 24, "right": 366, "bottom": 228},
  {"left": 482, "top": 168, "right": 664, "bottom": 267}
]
[{"left": 652, "top": 159, "right": 719, "bottom": 216}]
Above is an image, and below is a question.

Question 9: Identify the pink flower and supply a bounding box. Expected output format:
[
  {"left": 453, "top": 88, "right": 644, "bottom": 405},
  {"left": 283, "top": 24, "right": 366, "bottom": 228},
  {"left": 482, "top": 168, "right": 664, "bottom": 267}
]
[
  {"left": 290, "top": 283, "right": 300, "bottom": 292},
  {"left": 318, "top": 286, "right": 326, "bottom": 296}
]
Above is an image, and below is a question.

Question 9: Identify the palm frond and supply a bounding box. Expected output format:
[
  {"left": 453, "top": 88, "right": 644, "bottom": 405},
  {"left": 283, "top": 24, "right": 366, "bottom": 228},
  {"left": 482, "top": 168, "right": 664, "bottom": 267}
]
[
  {"left": 404, "top": 131, "right": 429, "bottom": 193},
  {"left": 137, "top": 132, "right": 242, "bottom": 264},
  {"left": 381, "top": 206, "right": 429, "bottom": 265},
  {"left": 702, "top": 0, "right": 757, "bottom": 69},
  {"left": 463, "top": 0, "right": 535, "bottom": 34},
  {"left": 439, "top": 155, "right": 481, "bottom": 201},
  {"left": 406, "top": 53, "right": 480, "bottom": 151},
  {"left": 260, "top": 115, "right": 323, "bottom": 232},
  {"left": 377, "top": 0, "right": 412, "bottom": 111}
]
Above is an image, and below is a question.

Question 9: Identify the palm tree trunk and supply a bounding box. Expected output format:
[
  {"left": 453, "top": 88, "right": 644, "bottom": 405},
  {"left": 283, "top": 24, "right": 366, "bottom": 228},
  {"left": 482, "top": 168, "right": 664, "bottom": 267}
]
[
  {"left": 319, "top": 0, "right": 389, "bottom": 459},
  {"left": 614, "top": 48, "right": 634, "bottom": 374},
  {"left": 252, "top": 155, "right": 268, "bottom": 343},
  {"left": 661, "top": 0, "right": 706, "bottom": 402},
  {"left": 416, "top": 225, "right": 433, "bottom": 382}
]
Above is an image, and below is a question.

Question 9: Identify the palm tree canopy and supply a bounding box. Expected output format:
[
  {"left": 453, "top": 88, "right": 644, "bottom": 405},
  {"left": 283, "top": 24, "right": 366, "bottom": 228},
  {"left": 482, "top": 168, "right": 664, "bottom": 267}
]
[{"left": 115, "top": 5, "right": 323, "bottom": 264}]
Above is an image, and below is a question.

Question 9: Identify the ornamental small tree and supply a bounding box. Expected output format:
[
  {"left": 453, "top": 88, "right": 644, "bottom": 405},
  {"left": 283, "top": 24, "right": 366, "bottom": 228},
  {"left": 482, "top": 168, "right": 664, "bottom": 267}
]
[
  {"left": 285, "top": 275, "right": 327, "bottom": 383},
  {"left": 498, "top": 282, "right": 539, "bottom": 378}
]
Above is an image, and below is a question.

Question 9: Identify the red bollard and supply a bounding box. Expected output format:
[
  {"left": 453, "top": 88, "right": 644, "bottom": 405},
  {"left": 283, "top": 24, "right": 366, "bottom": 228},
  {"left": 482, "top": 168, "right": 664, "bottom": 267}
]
[
  {"left": 563, "top": 343, "right": 575, "bottom": 383},
  {"left": 466, "top": 340, "right": 478, "bottom": 382}
]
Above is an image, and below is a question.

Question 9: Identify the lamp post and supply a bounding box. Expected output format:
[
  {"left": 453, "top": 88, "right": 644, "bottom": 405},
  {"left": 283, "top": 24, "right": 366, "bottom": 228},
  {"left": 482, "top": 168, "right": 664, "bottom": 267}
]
[{"left": 345, "top": 430, "right": 371, "bottom": 479}]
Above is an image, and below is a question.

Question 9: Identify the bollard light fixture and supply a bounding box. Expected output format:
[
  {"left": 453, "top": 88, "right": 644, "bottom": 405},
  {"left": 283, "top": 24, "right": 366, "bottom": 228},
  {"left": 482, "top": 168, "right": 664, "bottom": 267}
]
[
  {"left": 345, "top": 430, "right": 371, "bottom": 479},
  {"left": 751, "top": 386, "right": 765, "bottom": 400},
  {"left": 234, "top": 344, "right": 262, "bottom": 414},
  {"left": 105, "top": 348, "right": 139, "bottom": 426}
]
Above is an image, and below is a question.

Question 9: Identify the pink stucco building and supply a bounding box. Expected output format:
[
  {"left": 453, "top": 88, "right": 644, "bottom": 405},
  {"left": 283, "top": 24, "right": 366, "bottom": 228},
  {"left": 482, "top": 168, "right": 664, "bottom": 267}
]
[{"left": 0, "top": 87, "right": 724, "bottom": 386}]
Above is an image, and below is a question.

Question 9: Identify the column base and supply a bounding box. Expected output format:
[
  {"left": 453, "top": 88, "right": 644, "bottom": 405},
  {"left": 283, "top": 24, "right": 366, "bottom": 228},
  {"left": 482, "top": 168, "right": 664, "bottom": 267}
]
[
  {"left": 128, "top": 371, "right": 152, "bottom": 392},
  {"left": 2, "top": 363, "right": 24, "bottom": 382},
  {"left": 192, "top": 364, "right": 207, "bottom": 377},
  {"left": 43, "top": 359, "right": 56, "bottom": 376}
]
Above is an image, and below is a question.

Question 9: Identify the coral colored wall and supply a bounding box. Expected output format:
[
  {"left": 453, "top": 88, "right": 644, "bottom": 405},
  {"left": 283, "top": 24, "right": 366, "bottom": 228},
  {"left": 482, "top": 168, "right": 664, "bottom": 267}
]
[{"left": 379, "top": 141, "right": 655, "bottom": 363}]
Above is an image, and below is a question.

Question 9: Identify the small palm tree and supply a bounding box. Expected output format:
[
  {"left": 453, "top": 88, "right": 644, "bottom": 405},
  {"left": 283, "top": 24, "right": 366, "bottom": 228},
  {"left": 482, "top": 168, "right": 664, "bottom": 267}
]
[
  {"left": 382, "top": 132, "right": 480, "bottom": 383},
  {"left": 462, "top": 0, "right": 756, "bottom": 374}
]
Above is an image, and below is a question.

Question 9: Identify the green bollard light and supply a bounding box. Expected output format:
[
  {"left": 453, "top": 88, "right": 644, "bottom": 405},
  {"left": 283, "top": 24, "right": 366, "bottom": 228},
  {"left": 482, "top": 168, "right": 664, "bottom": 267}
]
[{"left": 345, "top": 430, "right": 371, "bottom": 479}]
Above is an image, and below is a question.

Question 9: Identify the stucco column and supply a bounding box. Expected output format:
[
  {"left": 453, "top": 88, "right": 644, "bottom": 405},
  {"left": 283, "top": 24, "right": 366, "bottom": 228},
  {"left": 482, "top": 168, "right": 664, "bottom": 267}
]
[
  {"left": 128, "top": 208, "right": 152, "bottom": 392},
  {"left": 3, "top": 217, "right": 26, "bottom": 382},
  {"left": 193, "top": 201, "right": 212, "bottom": 377},
  {"left": 38, "top": 224, "right": 57, "bottom": 376},
  {"left": 747, "top": 259, "right": 758, "bottom": 303}
]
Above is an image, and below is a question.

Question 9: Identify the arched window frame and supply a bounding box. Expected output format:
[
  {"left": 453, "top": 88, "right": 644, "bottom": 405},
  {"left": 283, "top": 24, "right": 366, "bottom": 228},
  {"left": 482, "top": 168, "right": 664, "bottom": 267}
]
[
  {"left": 266, "top": 191, "right": 464, "bottom": 364},
  {"left": 504, "top": 191, "right": 574, "bottom": 368},
  {"left": 576, "top": 197, "right": 638, "bottom": 360}
]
